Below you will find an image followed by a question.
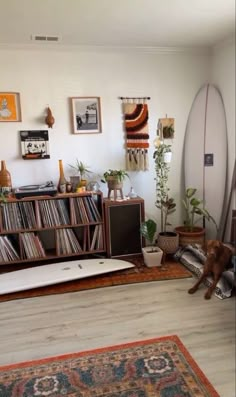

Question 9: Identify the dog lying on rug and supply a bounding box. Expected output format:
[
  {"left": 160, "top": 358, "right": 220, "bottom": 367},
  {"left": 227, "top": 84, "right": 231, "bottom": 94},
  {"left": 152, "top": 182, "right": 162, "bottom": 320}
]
[{"left": 188, "top": 240, "right": 233, "bottom": 299}]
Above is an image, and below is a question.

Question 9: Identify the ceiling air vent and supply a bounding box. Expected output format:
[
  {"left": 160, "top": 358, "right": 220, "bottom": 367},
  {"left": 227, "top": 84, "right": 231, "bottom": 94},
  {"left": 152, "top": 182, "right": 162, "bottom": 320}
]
[{"left": 31, "top": 35, "right": 60, "bottom": 42}]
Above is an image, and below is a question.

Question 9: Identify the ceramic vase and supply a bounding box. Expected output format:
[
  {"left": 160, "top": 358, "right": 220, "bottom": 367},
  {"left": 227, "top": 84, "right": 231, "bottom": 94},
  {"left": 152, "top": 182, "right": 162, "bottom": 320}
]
[
  {"left": 58, "top": 159, "right": 67, "bottom": 193},
  {"left": 0, "top": 160, "right": 12, "bottom": 194}
]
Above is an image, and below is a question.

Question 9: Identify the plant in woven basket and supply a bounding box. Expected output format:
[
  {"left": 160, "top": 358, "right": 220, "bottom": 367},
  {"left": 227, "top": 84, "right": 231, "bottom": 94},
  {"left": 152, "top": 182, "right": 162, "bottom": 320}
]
[{"left": 101, "top": 169, "right": 129, "bottom": 184}]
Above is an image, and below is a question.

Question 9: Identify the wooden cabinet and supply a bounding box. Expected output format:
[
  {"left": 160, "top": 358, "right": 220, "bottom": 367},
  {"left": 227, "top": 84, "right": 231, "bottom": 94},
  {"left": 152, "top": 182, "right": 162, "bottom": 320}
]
[
  {"left": 104, "top": 197, "right": 144, "bottom": 257},
  {"left": 0, "top": 192, "right": 105, "bottom": 266}
]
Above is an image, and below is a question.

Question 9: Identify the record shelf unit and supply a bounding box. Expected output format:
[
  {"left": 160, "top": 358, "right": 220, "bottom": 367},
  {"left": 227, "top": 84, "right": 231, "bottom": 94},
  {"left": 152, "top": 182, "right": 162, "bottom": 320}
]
[{"left": 0, "top": 191, "right": 105, "bottom": 267}]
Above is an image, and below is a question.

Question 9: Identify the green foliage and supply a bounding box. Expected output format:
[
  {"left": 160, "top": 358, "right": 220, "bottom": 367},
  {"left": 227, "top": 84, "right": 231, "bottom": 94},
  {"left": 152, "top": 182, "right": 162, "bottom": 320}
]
[
  {"left": 161, "top": 197, "right": 176, "bottom": 233},
  {"left": 101, "top": 169, "right": 129, "bottom": 183},
  {"left": 68, "top": 159, "right": 92, "bottom": 179},
  {"left": 0, "top": 192, "right": 7, "bottom": 204},
  {"left": 163, "top": 124, "right": 174, "bottom": 139},
  {"left": 153, "top": 142, "right": 176, "bottom": 233},
  {"left": 182, "top": 187, "right": 217, "bottom": 232},
  {"left": 140, "top": 219, "right": 157, "bottom": 245}
]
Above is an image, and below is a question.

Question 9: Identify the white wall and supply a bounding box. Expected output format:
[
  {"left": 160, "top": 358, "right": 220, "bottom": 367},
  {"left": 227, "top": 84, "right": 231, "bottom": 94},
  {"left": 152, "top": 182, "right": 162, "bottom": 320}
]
[
  {"left": 0, "top": 46, "right": 210, "bottom": 231},
  {"left": 211, "top": 36, "right": 235, "bottom": 241}
]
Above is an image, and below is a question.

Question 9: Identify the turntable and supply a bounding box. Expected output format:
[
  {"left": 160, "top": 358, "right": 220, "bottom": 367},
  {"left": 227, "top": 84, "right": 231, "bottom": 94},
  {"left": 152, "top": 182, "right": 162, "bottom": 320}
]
[{"left": 14, "top": 181, "right": 58, "bottom": 199}]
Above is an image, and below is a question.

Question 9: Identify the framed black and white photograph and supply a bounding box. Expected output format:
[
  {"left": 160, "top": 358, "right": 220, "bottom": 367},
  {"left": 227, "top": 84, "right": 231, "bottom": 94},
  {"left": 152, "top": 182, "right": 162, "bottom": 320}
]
[
  {"left": 20, "top": 130, "right": 50, "bottom": 160},
  {"left": 70, "top": 96, "right": 102, "bottom": 134}
]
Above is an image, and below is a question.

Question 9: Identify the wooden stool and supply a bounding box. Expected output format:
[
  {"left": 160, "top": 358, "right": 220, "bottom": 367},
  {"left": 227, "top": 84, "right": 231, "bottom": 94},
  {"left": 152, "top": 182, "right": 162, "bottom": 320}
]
[{"left": 108, "top": 188, "right": 124, "bottom": 200}]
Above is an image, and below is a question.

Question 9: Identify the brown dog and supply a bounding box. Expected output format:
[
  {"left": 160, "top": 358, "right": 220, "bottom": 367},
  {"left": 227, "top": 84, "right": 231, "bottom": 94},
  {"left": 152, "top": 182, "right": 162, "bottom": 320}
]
[{"left": 188, "top": 240, "right": 232, "bottom": 299}]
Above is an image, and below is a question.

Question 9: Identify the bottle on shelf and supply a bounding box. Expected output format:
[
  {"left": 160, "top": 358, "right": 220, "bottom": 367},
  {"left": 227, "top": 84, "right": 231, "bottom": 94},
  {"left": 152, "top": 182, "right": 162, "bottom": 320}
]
[
  {"left": 58, "top": 159, "right": 67, "bottom": 193},
  {"left": 0, "top": 160, "right": 12, "bottom": 195}
]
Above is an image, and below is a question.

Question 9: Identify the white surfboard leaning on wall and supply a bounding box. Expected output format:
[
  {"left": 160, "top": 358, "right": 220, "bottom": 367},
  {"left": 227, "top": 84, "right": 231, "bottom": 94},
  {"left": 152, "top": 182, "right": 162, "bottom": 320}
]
[
  {"left": 0, "top": 258, "right": 134, "bottom": 295},
  {"left": 184, "top": 84, "right": 228, "bottom": 239}
]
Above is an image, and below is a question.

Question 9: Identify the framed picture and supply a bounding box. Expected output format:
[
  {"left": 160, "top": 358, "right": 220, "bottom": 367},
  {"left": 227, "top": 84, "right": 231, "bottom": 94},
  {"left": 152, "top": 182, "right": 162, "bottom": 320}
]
[
  {"left": 20, "top": 130, "right": 50, "bottom": 160},
  {"left": 158, "top": 117, "right": 175, "bottom": 139},
  {"left": 70, "top": 96, "right": 102, "bottom": 134},
  {"left": 0, "top": 92, "right": 21, "bottom": 122}
]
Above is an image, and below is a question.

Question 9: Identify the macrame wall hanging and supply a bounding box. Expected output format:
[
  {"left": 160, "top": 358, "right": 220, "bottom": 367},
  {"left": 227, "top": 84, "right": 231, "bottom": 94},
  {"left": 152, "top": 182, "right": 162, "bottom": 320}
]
[{"left": 120, "top": 97, "right": 150, "bottom": 171}]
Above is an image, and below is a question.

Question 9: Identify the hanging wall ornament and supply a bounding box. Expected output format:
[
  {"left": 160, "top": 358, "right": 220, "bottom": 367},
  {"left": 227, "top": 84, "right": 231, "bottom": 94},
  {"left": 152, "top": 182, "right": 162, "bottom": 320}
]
[
  {"left": 158, "top": 115, "right": 175, "bottom": 139},
  {"left": 120, "top": 97, "right": 150, "bottom": 171},
  {"left": 45, "top": 106, "right": 55, "bottom": 128}
]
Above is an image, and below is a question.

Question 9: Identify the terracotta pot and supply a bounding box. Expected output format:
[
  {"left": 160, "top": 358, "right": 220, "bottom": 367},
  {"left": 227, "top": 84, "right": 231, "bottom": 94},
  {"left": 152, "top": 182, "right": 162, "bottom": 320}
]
[
  {"left": 157, "top": 231, "right": 179, "bottom": 254},
  {"left": 175, "top": 226, "right": 205, "bottom": 247}
]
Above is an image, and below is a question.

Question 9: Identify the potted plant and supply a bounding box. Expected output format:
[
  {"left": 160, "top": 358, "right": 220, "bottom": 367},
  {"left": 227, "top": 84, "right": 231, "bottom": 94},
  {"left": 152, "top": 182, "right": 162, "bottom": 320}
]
[
  {"left": 68, "top": 159, "right": 92, "bottom": 190},
  {"left": 175, "top": 187, "right": 217, "bottom": 246},
  {"left": 163, "top": 146, "right": 172, "bottom": 163},
  {"left": 101, "top": 169, "right": 129, "bottom": 184},
  {"left": 153, "top": 138, "right": 179, "bottom": 254},
  {"left": 140, "top": 219, "right": 163, "bottom": 267},
  {"left": 163, "top": 123, "right": 174, "bottom": 139},
  {"left": 101, "top": 169, "right": 129, "bottom": 199}
]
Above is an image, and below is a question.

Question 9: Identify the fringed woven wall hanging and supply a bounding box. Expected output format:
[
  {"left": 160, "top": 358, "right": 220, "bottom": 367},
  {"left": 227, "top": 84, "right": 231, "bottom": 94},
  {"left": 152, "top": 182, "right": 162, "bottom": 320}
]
[{"left": 120, "top": 97, "right": 150, "bottom": 171}]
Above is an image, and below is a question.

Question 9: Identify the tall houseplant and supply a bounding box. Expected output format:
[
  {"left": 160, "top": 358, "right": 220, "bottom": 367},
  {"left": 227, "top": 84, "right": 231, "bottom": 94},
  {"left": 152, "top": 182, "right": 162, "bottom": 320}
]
[
  {"left": 153, "top": 139, "right": 175, "bottom": 232},
  {"left": 153, "top": 137, "right": 179, "bottom": 254},
  {"left": 175, "top": 187, "right": 217, "bottom": 246}
]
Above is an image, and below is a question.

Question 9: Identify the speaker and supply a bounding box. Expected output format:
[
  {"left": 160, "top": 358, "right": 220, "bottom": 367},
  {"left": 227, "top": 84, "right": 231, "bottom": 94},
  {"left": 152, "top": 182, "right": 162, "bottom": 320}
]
[{"left": 104, "top": 198, "right": 144, "bottom": 257}]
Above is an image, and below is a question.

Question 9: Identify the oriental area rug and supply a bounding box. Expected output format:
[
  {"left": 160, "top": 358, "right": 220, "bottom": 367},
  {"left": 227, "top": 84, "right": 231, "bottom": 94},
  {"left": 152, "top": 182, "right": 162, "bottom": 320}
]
[
  {"left": 0, "top": 255, "right": 191, "bottom": 302},
  {"left": 0, "top": 335, "right": 219, "bottom": 397}
]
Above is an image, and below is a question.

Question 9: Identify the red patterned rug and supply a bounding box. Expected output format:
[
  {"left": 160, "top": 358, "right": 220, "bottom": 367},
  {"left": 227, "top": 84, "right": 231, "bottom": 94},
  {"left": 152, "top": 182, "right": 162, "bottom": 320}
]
[
  {"left": 0, "top": 255, "right": 191, "bottom": 302},
  {"left": 0, "top": 335, "right": 219, "bottom": 396}
]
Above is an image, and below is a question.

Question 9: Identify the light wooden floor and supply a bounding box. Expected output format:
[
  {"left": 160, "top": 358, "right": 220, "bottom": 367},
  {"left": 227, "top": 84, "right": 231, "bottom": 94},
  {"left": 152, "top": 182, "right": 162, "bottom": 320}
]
[{"left": 0, "top": 277, "right": 235, "bottom": 397}]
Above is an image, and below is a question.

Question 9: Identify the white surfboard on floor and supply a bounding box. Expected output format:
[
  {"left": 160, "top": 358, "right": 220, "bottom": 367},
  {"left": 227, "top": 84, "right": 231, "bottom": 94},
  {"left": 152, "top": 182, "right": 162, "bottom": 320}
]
[
  {"left": 0, "top": 258, "right": 134, "bottom": 295},
  {"left": 184, "top": 83, "right": 227, "bottom": 239}
]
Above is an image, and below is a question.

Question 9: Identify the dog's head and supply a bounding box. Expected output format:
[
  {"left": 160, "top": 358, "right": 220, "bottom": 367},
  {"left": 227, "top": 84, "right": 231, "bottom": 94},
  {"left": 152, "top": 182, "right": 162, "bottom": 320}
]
[{"left": 205, "top": 240, "right": 223, "bottom": 259}]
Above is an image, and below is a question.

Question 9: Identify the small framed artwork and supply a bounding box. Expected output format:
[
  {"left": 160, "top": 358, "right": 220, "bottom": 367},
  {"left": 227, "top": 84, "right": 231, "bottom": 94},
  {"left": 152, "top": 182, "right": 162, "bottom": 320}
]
[
  {"left": 158, "top": 117, "right": 175, "bottom": 139},
  {"left": 0, "top": 92, "right": 22, "bottom": 122},
  {"left": 70, "top": 96, "right": 102, "bottom": 134},
  {"left": 20, "top": 130, "right": 50, "bottom": 160}
]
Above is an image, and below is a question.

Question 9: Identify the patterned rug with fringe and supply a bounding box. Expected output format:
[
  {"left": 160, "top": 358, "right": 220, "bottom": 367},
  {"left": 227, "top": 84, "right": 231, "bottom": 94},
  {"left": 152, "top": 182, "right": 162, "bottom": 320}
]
[
  {"left": 0, "top": 255, "right": 191, "bottom": 302},
  {"left": 0, "top": 335, "right": 219, "bottom": 397}
]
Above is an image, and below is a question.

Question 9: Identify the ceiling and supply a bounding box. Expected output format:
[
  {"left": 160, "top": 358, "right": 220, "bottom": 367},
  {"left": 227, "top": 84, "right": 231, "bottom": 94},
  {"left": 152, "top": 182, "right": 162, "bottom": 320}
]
[{"left": 0, "top": 0, "right": 235, "bottom": 49}]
